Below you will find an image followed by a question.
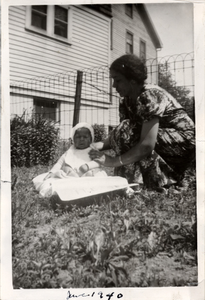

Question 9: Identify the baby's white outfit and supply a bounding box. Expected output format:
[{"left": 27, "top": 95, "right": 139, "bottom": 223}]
[
  {"left": 33, "top": 144, "right": 107, "bottom": 197},
  {"left": 50, "top": 144, "right": 106, "bottom": 177}
]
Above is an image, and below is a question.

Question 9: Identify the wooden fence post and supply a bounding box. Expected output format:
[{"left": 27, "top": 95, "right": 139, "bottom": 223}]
[{"left": 73, "top": 70, "right": 83, "bottom": 127}]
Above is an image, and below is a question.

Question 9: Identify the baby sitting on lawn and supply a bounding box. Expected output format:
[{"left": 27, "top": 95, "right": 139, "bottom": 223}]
[
  {"left": 33, "top": 122, "right": 107, "bottom": 197},
  {"left": 45, "top": 122, "right": 106, "bottom": 179}
]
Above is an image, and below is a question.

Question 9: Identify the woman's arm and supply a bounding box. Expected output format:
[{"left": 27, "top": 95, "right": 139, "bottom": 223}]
[
  {"left": 116, "top": 117, "right": 159, "bottom": 165},
  {"left": 91, "top": 118, "right": 159, "bottom": 167}
]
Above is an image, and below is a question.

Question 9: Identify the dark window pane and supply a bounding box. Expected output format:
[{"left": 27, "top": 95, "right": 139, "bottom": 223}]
[
  {"left": 31, "top": 12, "right": 47, "bottom": 30},
  {"left": 54, "top": 6, "right": 68, "bottom": 38},
  {"left": 126, "top": 32, "right": 133, "bottom": 54},
  {"left": 126, "top": 32, "right": 133, "bottom": 44},
  {"left": 126, "top": 43, "right": 133, "bottom": 54},
  {"left": 32, "top": 5, "right": 47, "bottom": 14},
  {"left": 140, "top": 41, "right": 146, "bottom": 61},
  {"left": 125, "top": 4, "right": 133, "bottom": 18},
  {"left": 54, "top": 20, "right": 67, "bottom": 38},
  {"left": 34, "top": 99, "right": 57, "bottom": 121},
  {"left": 31, "top": 6, "right": 47, "bottom": 30},
  {"left": 55, "top": 6, "right": 68, "bottom": 22}
]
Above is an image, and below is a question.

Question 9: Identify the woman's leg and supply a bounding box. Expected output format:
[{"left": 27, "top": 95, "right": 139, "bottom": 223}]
[
  {"left": 155, "top": 127, "right": 195, "bottom": 181},
  {"left": 109, "top": 120, "right": 178, "bottom": 190},
  {"left": 138, "top": 151, "right": 177, "bottom": 189}
]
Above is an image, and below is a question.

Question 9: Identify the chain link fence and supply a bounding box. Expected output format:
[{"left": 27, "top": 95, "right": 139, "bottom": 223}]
[{"left": 10, "top": 52, "right": 195, "bottom": 139}]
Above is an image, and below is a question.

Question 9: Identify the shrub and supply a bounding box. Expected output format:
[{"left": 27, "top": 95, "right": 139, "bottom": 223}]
[
  {"left": 92, "top": 124, "right": 107, "bottom": 142},
  {"left": 11, "top": 113, "right": 60, "bottom": 167}
]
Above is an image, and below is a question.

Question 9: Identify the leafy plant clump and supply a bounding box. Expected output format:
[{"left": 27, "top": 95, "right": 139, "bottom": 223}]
[
  {"left": 11, "top": 112, "right": 60, "bottom": 167},
  {"left": 158, "top": 62, "right": 195, "bottom": 121},
  {"left": 92, "top": 124, "right": 107, "bottom": 142}
]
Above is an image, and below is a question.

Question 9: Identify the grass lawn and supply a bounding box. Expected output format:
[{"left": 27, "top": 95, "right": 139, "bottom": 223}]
[{"left": 11, "top": 164, "right": 197, "bottom": 289}]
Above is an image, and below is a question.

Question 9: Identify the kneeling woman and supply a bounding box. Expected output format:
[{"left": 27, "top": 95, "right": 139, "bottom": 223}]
[{"left": 90, "top": 54, "right": 195, "bottom": 191}]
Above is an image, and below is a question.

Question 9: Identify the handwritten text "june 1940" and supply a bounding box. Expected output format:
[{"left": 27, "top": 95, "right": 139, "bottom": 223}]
[{"left": 66, "top": 291, "right": 123, "bottom": 300}]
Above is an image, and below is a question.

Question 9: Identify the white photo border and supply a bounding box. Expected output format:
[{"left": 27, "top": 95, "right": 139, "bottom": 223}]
[{"left": 1, "top": 0, "right": 204, "bottom": 299}]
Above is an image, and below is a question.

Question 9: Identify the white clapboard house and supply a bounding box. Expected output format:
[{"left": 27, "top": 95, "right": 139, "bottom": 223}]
[{"left": 9, "top": 4, "right": 162, "bottom": 139}]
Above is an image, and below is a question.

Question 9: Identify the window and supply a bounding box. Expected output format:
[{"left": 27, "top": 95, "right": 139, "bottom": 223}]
[
  {"left": 110, "top": 19, "right": 113, "bottom": 50},
  {"left": 54, "top": 6, "right": 68, "bottom": 38},
  {"left": 31, "top": 6, "right": 47, "bottom": 30},
  {"left": 126, "top": 31, "right": 133, "bottom": 54},
  {"left": 125, "top": 4, "right": 133, "bottom": 18},
  {"left": 140, "top": 40, "right": 146, "bottom": 61},
  {"left": 26, "top": 5, "right": 72, "bottom": 44},
  {"left": 34, "top": 99, "right": 59, "bottom": 122}
]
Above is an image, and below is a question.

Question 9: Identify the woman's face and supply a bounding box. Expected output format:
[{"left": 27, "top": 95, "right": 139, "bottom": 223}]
[
  {"left": 110, "top": 69, "right": 132, "bottom": 97},
  {"left": 73, "top": 128, "right": 92, "bottom": 149}
]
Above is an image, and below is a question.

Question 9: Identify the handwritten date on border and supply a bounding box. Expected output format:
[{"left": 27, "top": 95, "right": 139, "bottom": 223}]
[{"left": 66, "top": 291, "right": 123, "bottom": 300}]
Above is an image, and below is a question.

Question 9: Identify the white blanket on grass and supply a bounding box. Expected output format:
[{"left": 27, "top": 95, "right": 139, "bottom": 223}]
[{"left": 33, "top": 173, "right": 130, "bottom": 200}]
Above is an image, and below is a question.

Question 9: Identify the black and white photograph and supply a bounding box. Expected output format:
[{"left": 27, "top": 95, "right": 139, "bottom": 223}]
[{"left": 1, "top": 1, "right": 204, "bottom": 299}]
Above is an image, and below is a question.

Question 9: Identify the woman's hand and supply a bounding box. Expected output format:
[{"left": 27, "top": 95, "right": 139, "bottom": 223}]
[
  {"left": 89, "top": 149, "right": 103, "bottom": 160},
  {"left": 89, "top": 149, "right": 106, "bottom": 165}
]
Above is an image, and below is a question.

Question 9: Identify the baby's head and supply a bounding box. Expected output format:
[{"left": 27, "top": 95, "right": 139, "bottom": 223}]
[{"left": 72, "top": 123, "right": 94, "bottom": 149}]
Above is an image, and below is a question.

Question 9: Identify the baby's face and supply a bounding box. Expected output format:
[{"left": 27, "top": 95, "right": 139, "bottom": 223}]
[{"left": 74, "top": 128, "right": 92, "bottom": 149}]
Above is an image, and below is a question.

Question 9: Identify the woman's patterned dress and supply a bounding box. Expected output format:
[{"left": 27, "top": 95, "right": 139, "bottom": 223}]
[{"left": 109, "top": 85, "right": 195, "bottom": 189}]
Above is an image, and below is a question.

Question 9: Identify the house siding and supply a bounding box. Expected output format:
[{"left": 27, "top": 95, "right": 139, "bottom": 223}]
[
  {"left": 9, "top": 4, "right": 160, "bottom": 137},
  {"left": 109, "top": 4, "right": 158, "bottom": 127},
  {"left": 111, "top": 4, "right": 157, "bottom": 63},
  {"left": 9, "top": 5, "right": 110, "bottom": 82},
  {"left": 9, "top": 5, "right": 111, "bottom": 138}
]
